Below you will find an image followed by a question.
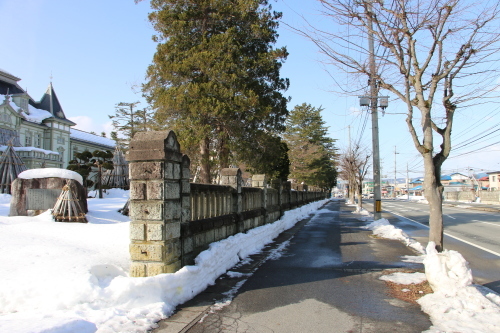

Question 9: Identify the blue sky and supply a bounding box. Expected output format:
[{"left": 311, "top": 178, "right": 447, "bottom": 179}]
[{"left": 1, "top": 0, "right": 499, "bottom": 179}]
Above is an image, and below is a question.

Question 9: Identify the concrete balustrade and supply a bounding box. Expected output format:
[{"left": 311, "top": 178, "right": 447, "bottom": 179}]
[{"left": 127, "top": 130, "right": 328, "bottom": 277}]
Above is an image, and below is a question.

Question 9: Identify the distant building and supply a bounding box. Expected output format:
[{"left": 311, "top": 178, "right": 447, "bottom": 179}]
[
  {"left": 487, "top": 171, "right": 500, "bottom": 191},
  {"left": 0, "top": 69, "right": 114, "bottom": 169}
]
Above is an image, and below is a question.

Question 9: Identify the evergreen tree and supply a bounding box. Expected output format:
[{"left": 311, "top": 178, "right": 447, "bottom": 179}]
[
  {"left": 109, "top": 102, "right": 153, "bottom": 150},
  {"left": 238, "top": 131, "right": 290, "bottom": 181},
  {"left": 284, "top": 103, "right": 337, "bottom": 189},
  {"left": 67, "top": 150, "right": 114, "bottom": 198},
  {"left": 143, "top": 0, "right": 289, "bottom": 183}
]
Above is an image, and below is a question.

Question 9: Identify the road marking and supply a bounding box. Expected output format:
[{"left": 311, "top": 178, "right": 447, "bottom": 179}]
[
  {"left": 445, "top": 215, "right": 456, "bottom": 219},
  {"left": 386, "top": 210, "right": 500, "bottom": 257},
  {"left": 481, "top": 221, "right": 500, "bottom": 227}
]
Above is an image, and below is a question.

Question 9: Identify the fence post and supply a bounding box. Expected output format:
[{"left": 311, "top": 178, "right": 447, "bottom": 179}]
[
  {"left": 271, "top": 179, "right": 283, "bottom": 218},
  {"left": 252, "top": 174, "right": 267, "bottom": 224},
  {"left": 126, "top": 130, "right": 184, "bottom": 277},
  {"left": 220, "top": 168, "right": 242, "bottom": 230}
]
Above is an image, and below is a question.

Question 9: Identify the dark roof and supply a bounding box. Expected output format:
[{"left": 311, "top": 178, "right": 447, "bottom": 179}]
[
  {"left": 0, "top": 80, "right": 24, "bottom": 95},
  {"left": 32, "top": 83, "right": 67, "bottom": 120}
]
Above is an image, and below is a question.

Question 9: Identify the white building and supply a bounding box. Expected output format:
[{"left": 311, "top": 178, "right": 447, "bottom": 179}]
[{"left": 0, "top": 69, "right": 114, "bottom": 169}]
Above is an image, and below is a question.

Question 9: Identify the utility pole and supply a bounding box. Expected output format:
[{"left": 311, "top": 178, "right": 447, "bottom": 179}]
[
  {"left": 394, "top": 146, "right": 399, "bottom": 198},
  {"left": 368, "top": 1, "right": 382, "bottom": 219},
  {"left": 358, "top": 1, "right": 387, "bottom": 219},
  {"left": 406, "top": 163, "right": 410, "bottom": 200}
]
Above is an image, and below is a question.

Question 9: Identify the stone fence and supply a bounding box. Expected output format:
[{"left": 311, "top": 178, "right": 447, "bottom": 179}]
[
  {"left": 444, "top": 190, "right": 500, "bottom": 204},
  {"left": 126, "top": 130, "right": 328, "bottom": 277}
]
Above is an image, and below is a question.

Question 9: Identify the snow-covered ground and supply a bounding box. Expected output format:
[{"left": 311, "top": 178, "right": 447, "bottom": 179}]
[
  {"left": 357, "top": 206, "right": 500, "bottom": 333},
  {"left": 0, "top": 190, "right": 329, "bottom": 333},
  {"left": 1, "top": 191, "right": 499, "bottom": 333}
]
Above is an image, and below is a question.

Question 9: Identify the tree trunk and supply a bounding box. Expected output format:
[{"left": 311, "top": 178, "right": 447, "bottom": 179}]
[
  {"left": 97, "top": 165, "right": 103, "bottom": 199},
  {"left": 219, "top": 133, "right": 230, "bottom": 169},
  {"left": 423, "top": 153, "right": 444, "bottom": 251},
  {"left": 349, "top": 178, "right": 355, "bottom": 204},
  {"left": 199, "top": 137, "right": 211, "bottom": 184},
  {"left": 357, "top": 184, "right": 363, "bottom": 211}
]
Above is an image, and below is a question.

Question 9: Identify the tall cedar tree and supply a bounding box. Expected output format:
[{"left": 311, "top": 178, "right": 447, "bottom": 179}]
[
  {"left": 142, "top": 0, "right": 289, "bottom": 183},
  {"left": 284, "top": 103, "right": 337, "bottom": 189}
]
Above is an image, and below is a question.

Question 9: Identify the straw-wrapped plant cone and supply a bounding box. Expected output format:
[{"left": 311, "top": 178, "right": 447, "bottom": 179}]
[{"left": 52, "top": 182, "right": 88, "bottom": 223}]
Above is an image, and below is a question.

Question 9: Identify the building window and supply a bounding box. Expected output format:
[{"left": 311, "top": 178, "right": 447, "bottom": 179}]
[
  {"left": 57, "top": 146, "right": 65, "bottom": 163},
  {"left": 35, "top": 134, "right": 42, "bottom": 148},
  {"left": 57, "top": 136, "right": 65, "bottom": 144},
  {"left": 25, "top": 132, "right": 32, "bottom": 146}
]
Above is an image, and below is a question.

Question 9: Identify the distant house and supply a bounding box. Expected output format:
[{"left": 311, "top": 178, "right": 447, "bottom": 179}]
[
  {"left": 487, "top": 171, "right": 500, "bottom": 191},
  {"left": 0, "top": 69, "right": 114, "bottom": 169},
  {"left": 478, "top": 176, "right": 489, "bottom": 190}
]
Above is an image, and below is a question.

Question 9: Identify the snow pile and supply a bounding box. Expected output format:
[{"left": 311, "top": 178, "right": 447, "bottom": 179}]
[
  {"left": 18, "top": 168, "right": 83, "bottom": 185},
  {"left": 418, "top": 242, "right": 500, "bottom": 333},
  {"left": 0, "top": 190, "right": 329, "bottom": 333},
  {"left": 380, "top": 271, "right": 427, "bottom": 285},
  {"left": 364, "top": 218, "right": 426, "bottom": 254}
]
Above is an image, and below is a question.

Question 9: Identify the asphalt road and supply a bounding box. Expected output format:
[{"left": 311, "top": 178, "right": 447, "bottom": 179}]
[
  {"left": 154, "top": 200, "right": 432, "bottom": 333},
  {"left": 363, "top": 199, "right": 500, "bottom": 293}
]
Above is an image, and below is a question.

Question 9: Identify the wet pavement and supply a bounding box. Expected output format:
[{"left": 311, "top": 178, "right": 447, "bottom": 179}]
[{"left": 152, "top": 200, "right": 431, "bottom": 333}]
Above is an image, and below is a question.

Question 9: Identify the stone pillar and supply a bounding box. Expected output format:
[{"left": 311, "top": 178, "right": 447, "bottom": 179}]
[
  {"left": 271, "top": 179, "right": 283, "bottom": 218},
  {"left": 126, "top": 130, "right": 184, "bottom": 277},
  {"left": 220, "top": 168, "right": 242, "bottom": 215},
  {"left": 252, "top": 174, "right": 267, "bottom": 224}
]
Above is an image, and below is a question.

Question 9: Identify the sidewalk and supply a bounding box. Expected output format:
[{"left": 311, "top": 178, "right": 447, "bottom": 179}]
[{"left": 151, "top": 200, "right": 431, "bottom": 333}]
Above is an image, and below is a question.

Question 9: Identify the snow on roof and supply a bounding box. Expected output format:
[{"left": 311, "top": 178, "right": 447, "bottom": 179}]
[
  {"left": 70, "top": 128, "right": 115, "bottom": 148},
  {"left": 23, "top": 104, "right": 53, "bottom": 123},
  {"left": 1, "top": 94, "right": 53, "bottom": 124},
  {"left": 0, "top": 146, "right": 59, "bottom": 155},
  {"left": 18, "top": 168, "right": 83, "bottom": 185}
]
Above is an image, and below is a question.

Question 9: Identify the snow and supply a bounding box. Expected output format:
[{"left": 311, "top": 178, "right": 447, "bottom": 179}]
[
  {"left": 18, "top": 168, "right": 83, "bottom": 185},
  {"left": 70, "top": 128, "right": 115, "bottom": 148},
  {"left": 359, "top": 206, "right": 500, "bottom": 333},
  {"left": 1, "top": 94, "right": 53, "bottom": 124},
  {"left": 364, "top": 218, "right": 426, "bottom": 254},
  {"left": 1, "top": 193, "right": 499, "bottom": 333},
  {"left": 22, "top": 105, "right": 53, "bottom": 123},
  {"left": 0, "top": 145, "right": 59, "bottom": 156},
  {"left": 380, "top": 272, "right": 427, "bottom": 285},
  {"left": 0, "top": 191, "right": 328, "bottom": 333}
]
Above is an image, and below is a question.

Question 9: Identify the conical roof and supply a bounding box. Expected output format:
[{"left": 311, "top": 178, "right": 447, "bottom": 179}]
[
  {"left": 102, "top": 147, "right": 129, "bottom": 189},
  {"left": 0, "top": 142, "right": 27, "bottom": 194},
  {"left": 52, "top": 181, "right": 87, "bottom": 223}
]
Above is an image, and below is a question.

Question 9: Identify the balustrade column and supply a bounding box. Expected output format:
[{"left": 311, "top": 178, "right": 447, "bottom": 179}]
[{"left": 126, "top": 130, "right": 186, "bottom": 277}]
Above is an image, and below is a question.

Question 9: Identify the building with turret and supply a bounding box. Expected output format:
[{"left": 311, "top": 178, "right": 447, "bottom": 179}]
[{"left": 0, "top": 69, "right": 114, "bottom": 169}]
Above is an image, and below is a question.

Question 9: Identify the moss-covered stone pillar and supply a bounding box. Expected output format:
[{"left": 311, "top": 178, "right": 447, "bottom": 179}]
[{"left": 126, "top": 130, "right": 186, "bottom": 277}]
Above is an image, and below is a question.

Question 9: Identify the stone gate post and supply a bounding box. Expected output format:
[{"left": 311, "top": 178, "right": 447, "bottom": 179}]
[{"left": 126, "top": 130, "right": 187, "bottom": 277}]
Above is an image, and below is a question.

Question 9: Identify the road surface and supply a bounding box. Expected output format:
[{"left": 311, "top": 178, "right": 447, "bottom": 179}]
[{"left": 363, "top": 199, "right": 500, "bottom": 293}]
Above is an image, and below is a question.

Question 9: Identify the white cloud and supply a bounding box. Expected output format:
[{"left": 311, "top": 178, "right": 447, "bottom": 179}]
[{"left": 69, "top": 116, "right": 113, "bottom": 137}]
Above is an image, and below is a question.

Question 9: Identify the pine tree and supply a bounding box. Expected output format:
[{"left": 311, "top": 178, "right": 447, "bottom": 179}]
[
  {"left": 67, "top": 150, "right": 114, "bottom": 198},
  {"left": 109, "top": 102, "right": 153, "bottom": 150},
  {"left": 284, "top": 103, "right": 337, "bottom": 189},
  {"left": 143, "top": 0, "right": 289, "bottom": 183}
]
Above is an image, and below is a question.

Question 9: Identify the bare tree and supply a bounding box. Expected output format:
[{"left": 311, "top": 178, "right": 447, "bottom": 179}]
[
  {"left": 301, "top": 0, "right": 500, "bottom": 251},
  {"left": 339, "top": 146, "right": 371, "bottom": 211}
]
